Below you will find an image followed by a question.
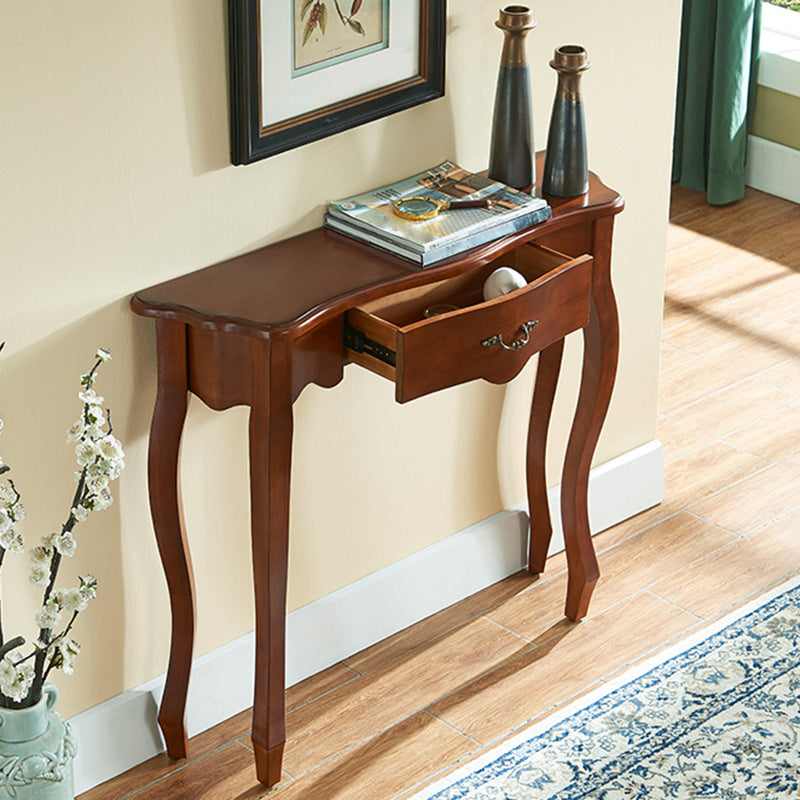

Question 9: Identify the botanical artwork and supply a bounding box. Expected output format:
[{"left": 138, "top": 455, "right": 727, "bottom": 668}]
[{"left": 294, "top": 0, "right": 388, "bottom": 76}]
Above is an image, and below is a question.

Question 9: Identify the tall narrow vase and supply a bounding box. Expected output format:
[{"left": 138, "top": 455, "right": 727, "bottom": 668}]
[
  {"left": 488, "top": 6, "right": 536, "bottom": 190},
  {"left": 542, "top": 45, "right": 591, "bottom": 197},
  {"left": 0, "top": 684, "right": 76, "bottom": 799}
]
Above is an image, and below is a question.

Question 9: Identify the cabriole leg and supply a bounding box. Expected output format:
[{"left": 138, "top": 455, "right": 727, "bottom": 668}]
[{"left": 149, "top": 320, "right": 195, "bottom": 758}]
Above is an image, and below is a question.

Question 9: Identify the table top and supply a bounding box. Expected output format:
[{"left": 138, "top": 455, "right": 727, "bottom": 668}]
[{"left": 131, "top": 163, "right": 622, "bottom": 340}]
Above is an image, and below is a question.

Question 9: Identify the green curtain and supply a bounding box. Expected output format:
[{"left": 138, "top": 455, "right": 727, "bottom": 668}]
[{"left": 672, "top": 0, "right": 761, "bottom": 205}]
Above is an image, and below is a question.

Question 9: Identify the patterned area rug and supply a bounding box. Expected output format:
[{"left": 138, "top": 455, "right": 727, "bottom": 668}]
[{"left": 410, "top": 576, "right": 800, "bottom": 800}]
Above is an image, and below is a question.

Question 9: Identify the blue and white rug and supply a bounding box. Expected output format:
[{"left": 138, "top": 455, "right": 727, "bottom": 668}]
[{"left": 411, "top": 575, "right": 800, "bottom": 799}]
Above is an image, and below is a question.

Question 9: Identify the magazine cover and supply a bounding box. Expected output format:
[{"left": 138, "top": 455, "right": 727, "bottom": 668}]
[
  {"left": 328, "top": 162, "right": 549, "bottom": 253},
  {"left": 325, "top": 205, "right": 552, "bottom": 266}
]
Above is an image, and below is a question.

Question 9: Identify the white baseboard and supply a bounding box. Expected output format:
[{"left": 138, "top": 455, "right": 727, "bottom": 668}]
[
  {"left": 70, "top": 439, "right": 664, "bottom": 794},
  {"left": 746, "top": 135, "right": 800, "bottom": 204}
]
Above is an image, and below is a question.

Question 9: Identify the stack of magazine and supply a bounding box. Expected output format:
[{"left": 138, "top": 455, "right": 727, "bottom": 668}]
[{"left": 324, "top": 161, "right": 551, "bottom": 267}]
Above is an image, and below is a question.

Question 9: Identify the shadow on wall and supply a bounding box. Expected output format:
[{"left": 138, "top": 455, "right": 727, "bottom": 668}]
[{"left": 172, "top": 0, "right": 231, "bottom": 176}]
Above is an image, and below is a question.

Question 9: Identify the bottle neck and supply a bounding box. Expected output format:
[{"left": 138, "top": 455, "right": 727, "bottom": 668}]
[
  {"left": 498, "top": 28, "right": 531, "bottom": 68},
  {"left": 555, "top": 70, "right": 584, "bottom": 101}
]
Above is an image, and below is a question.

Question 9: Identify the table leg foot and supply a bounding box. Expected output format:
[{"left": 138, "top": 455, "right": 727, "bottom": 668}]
[
  {"left": 254, "top": 741, "right": 285, "bottom": 787},
  {"left": 565, "top": 573, "right": 599, "bottom": 621},
  {"left": 158, "top": 715, "right": 189, "bottom": 759}
]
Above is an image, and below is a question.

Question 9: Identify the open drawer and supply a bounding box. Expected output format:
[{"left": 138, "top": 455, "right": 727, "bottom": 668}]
[{"left": 345, "top": 243, "right": 593, "bottom": 402}]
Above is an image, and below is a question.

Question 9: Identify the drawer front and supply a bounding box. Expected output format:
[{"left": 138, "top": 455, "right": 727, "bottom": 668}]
[
  {"left": 345, "top": 249, "right": 594, "bottom": 402},
  {"left": 397, "top": 255, "right": 592, "bottom": 401}
]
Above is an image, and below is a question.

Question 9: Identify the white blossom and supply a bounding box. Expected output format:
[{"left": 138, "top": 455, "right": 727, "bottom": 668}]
[
  {"left": 0, "top": 658, "right": 15, "bottom": 686},
  {"left": 75, "top": 440, "right": 97, "bottom": 467},
  {"left": 79, "top": 575, "right": 98, "bottom": 601},
  {"left": 61, "top": 588, "right": 88, "bottom": 614},
  {"left": 57, "top": 638, "right": 81, "bottom": 675},
  {"left": 85, "top": 422, "right": 106, "bottom": 440},
  {"left": 29, "top": 562, "right": 50, "bottom": 587},
  {"left": 71, "top": 504, "right": 89, "bottom": 523},
  {"left": 85, "top": 408, "right": 104, "bottom": 426},
  {"left": 0, "top": 657, "right": 34, "bottom": 703},
  {"left": 16, "top": 663, "right": 34, "bottom": 693},
  {"left": 92, "top": 487, "right": 113, "bottom": 512},
  {"left": 41, "top": 532, "right": 58, "bottom": 548},
  {"left": 99, "top": 435, "right": 123, "bottom": 460},
  {"left": 55, "top": 531, "right": 77, "bottom": 557},
  {"left": 82, "top": 429, "right": 124, "bottom": 496},
  {"left": 35, "top": 599, "right": 62, "bottom": 631},
  {"left": 0, "top": 528, "right": 24, "bottom": 553},
  {"left": 66, "top": 420, "right": 84, "bottom": 443},
  {"left": 96, "top": 348, "right": 111, "bottom": 362},
  {"left": 30, "top": 545, "right": 50, "bottom": 564},
  {"left": 84, "top": 468, "right": 109, "bottom": 494},
  {"left": 78, "top": 388, "right": 103, "bottom": 406},
  {"left": 0, "top": 508, "right": 11, "bottom": 535}
]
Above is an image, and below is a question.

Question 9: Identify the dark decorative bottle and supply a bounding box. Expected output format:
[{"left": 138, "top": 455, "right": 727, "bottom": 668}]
[
  {"left": 542, "top": 45, "right": 590, "bottom": 197},
  {"left": 488, "top": 6, "right": 536, "bottom": 191}
]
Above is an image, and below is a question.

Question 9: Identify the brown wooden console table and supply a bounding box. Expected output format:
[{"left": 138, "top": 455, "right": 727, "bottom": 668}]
[{"left": 131, "top": 162, "right": 623, "bottom": 787}]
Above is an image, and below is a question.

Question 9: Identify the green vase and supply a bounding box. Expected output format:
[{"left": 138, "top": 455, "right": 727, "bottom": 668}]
[{"left": 0, "top": 684, "right": 76, "bottom": 799}]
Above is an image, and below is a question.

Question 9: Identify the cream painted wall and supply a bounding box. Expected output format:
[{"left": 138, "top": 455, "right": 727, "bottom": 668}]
[{"left": 0, "top": 1, "right": 681, "bottom": 720}]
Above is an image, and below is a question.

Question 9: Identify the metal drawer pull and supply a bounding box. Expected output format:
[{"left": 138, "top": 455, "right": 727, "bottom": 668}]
[{"left": 481, "top": 320, "right": 539, "bottom": 351}]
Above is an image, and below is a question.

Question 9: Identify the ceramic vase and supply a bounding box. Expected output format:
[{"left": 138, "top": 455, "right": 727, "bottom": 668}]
[
  {"left": 488, "top": 5, "right": 536, "bottom": 190},
  {"left": 542, "top": 45, "right": 591, "bottom": 197},
  {"left": 0, "top": 684, "right": 76, "bottom": 799}
]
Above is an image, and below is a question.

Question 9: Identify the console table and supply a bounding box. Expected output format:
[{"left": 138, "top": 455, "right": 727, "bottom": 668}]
[{"left": 131, "top": 162, "right": 623, "bottom": 787}]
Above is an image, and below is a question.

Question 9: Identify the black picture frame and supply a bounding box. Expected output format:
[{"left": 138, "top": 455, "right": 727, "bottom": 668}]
[{"left": 228, "top": 0, "right": 447, "bottom": 165}]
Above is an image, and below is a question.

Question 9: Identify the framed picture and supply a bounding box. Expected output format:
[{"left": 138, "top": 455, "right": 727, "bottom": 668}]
[{"left": 228, "top": 0, "right": 447, "bottom": 164}]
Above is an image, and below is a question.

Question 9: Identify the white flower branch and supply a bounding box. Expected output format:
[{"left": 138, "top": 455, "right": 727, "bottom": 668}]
[{"left": 0, "top": 348, "right": 122, "bottom": 707}]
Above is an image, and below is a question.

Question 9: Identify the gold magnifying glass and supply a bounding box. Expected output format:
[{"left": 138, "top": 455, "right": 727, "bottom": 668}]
[{"left": 392, "top": 196, "right": 493, "bottom": 221}]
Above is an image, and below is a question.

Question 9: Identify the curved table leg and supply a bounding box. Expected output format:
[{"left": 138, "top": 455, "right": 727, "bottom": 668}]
[
  {"left": 249, "top": 339, "right": 293, "bottom": 787},
  {"left": 149, "top": 320, "right": 195, "bottom": 758},
  {"left": 526, "top": 340, "right": 565, "bottom": 573},
  {"left": 561, "top": 218, "right": 620, "bottom": 621}
]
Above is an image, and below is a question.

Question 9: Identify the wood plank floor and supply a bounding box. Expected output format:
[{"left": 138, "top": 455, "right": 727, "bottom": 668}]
[{"left": 81, "top": 185, "right": 800, "bottom": 800}]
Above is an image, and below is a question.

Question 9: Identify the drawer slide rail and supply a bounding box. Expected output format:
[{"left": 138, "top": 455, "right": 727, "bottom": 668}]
[{"left": 344, "top": 324, "right": 397, "bottom": 367}]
